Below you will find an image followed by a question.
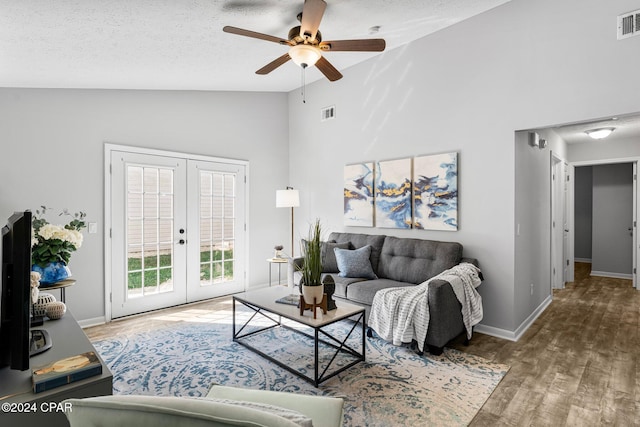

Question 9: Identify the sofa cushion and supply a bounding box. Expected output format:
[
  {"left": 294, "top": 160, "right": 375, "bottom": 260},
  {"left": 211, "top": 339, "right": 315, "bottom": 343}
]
[
  {"left": 377, "top": 236, "right": 463, "bottom": 284},
  {"left": 322, "top": 241, "right": 350, "bottom": 272},
  {"left": 301, "top": 240, "right": 351, "bottom": 273},
  {"left": 334, "top": 246, "right": 377, "bottom": 279},
  {"left": 333, "top": 276, "right": 368, "bottom": 298},
  {"left": 345, "top": 279, "right": 415, "bottom": 305},
  {"left": 328, "top": 232, "right": 386, "bottom": 274}
]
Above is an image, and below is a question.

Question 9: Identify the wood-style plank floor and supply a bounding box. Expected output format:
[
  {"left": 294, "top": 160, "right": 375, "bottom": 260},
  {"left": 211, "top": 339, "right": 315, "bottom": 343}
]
[
  {"left": 450, "top": 262, "right": 639, "bottom": 426},
  {"left": 85, "top": 262, "right": 639, "bottom": 426}
]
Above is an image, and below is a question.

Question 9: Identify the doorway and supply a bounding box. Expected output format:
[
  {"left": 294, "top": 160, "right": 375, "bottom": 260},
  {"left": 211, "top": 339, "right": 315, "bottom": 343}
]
[
  {"left": 106, "top": 145, "right": 247, "bottom": 319},
  {"left": 570, "top": 161, "right": 637, "bottom": 288}
]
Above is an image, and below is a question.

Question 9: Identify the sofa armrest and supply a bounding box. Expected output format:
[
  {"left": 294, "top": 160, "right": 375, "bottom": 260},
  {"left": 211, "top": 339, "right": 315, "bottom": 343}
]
[
  {"left": 287, "top": 257, "right": 304, "bottom": 288},
  {"left": 425, "top": 279, "right": 465, "bottom": 348},
  {"left": 64, "top": 395, "right": 311, "bottom": 427},
  {"left": 207, "top": 385, "right": 344, "bottom": 427},
  {"left": 460, "top": 257, "right": 483, "bottom": 281},
  {"left": 460, "top": 257, "right": 478, "bottom": 266}
]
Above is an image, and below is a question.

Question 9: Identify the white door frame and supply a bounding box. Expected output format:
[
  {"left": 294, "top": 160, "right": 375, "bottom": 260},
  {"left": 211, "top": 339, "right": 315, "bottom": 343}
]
[
  {"left": 551, "top": 153, "right": 570, "bottom": 289},
  {"left": 569, "top": 157, "right": 638, "bottom": 289},
  {"left": 104, "top": 143, "right": 250, "bottom": 322}
]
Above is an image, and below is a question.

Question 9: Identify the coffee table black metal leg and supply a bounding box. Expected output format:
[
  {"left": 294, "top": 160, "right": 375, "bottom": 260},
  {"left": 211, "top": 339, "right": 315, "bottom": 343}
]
[{"left": 315, "top": 328, "right": 320, "bottom": 387}]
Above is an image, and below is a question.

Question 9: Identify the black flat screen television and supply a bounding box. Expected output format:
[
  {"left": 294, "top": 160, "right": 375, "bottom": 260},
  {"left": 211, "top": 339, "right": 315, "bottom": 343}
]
[{"left": 1, "top": 210, "right": 51, "bottom": 371}]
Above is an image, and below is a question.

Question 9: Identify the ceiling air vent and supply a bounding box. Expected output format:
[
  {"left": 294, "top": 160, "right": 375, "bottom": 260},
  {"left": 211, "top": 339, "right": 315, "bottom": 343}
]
[
  {"left": 321, "top": 105, "right": 336, "bottom": 122},
  {"left": 617, "top": 9, "right": 640, "bottom": 40}
]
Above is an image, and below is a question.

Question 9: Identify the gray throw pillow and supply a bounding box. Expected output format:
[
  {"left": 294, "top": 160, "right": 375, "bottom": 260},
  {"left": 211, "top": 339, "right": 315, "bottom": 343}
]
[
  {"left": 334, "top": 245, "right": 377, "bottom": 279},
  {"left": 322, "top": 241, "right": 350, "bottom": 272}
]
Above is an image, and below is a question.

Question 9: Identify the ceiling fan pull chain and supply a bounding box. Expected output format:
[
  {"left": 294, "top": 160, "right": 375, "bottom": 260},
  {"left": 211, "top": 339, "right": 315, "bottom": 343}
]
[{"left": 301, "top": 65, "right": 306, "bottom": 103}]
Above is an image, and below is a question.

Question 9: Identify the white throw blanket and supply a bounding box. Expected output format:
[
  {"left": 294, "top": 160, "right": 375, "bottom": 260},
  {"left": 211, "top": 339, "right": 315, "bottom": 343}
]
[{"left": 368, "top": 263, "right": 483, "bottom": 352}]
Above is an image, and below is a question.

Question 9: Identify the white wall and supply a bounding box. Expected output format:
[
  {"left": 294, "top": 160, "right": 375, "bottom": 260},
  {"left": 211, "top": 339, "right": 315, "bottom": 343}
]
[
  {"left": 568, "top": 136, "right": 640, "bottom": 163},
  {"left": 514, "top": 129, "right": 566, "bottom": 330},
  {"left": 0, "top": 88, "right": 289, "bottom": 323},
  {"left": 287, "top": 0, "right": 640, "bottom": 334}
]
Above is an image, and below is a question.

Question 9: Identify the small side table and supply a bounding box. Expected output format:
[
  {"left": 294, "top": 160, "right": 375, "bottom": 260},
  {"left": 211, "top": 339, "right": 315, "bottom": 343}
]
[
  {"left": 38, "top": 279, "right": 76, "bottom": 303},
  {"left": 266, "top": 258, "right": 289, "bottom": 286}
]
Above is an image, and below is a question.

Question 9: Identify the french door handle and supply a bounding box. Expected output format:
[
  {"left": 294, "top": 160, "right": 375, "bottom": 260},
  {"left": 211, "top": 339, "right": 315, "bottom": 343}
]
[{"left": 178, "top": 239, "right": 186, "bottom": 245}]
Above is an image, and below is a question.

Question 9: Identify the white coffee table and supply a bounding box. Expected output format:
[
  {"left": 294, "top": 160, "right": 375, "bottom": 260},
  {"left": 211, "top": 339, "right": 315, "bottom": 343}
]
[{"left": 233, "top": 287, "right": 366, "bottom": 387}]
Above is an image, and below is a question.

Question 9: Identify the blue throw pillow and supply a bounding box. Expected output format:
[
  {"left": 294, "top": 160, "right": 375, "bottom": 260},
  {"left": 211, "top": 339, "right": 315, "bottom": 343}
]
[{"left": 334, "top": 246, "right": 377, "bottom": 279}]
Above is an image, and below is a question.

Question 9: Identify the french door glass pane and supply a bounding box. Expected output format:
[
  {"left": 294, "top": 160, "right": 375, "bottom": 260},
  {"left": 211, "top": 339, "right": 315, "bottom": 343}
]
[
  {"left": 126, "top": 165, "right": 175, "bottom": 298},
  {"left": 199, "top": 170, "right": 236, "bottom": 286}
]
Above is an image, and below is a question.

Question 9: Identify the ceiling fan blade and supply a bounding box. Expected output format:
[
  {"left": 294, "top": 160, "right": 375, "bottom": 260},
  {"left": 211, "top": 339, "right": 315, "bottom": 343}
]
[
  {"left": 300, "top": 0, "right": 326, "bottom": 41},
  {"left": 223, "top": 26, "right": 290, "bottom": 45},
  {"left": 315, "top": 56, "right": 342, "bottom": 81},
  {"left": 256, "top": 53, "right": 292, "bottom": 75},
  {"left": 320, "top": 39, "right": 386, "bottom": 52}
]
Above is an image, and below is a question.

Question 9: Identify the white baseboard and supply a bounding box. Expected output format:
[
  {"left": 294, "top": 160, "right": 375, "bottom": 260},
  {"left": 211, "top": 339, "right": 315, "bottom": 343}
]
[
  {"left": 474, "top": 295, "right": 552, "bottom": 342},
  {"left": 78, "top": 316, "right": 107, "bottom": 329},
  {"left": 574, "top": 258, "right": 592, "bottom": 263},
  {"left": 590, "top": 270, "right": 633, "bottom": 280},
  {"left": 473, "top": 324, "right": 518, "bottom": 341}
]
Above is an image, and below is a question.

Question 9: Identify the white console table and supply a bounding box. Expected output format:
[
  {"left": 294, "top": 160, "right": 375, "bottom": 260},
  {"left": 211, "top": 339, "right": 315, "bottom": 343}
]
[{"left": 0, "top": 310, "right": 112, "bottom": 427}]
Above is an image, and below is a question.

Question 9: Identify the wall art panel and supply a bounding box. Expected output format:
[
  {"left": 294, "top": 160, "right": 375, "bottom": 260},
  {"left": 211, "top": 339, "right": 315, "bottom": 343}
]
[
  {"left": 413, "top": 152, "right": 458, "bottom": 231},
  {"left": 343, "top": 162, "right": 375, "bottom": 227},
  {"left": 375, "top": 158, "right": 412, "bottom": 229}
]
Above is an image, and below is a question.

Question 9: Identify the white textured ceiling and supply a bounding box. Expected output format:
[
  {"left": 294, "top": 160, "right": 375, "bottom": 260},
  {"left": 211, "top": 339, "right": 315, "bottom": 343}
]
[
  {"left": 3, "top": 0, "right": 639, "bottom": 144},
  {"left": 0, "top": 0, "right": 512, "bottom": 92}
]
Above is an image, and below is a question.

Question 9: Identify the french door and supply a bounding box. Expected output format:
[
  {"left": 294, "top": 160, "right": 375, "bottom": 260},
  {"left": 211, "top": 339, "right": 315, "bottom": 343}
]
[{"left": 110, "top": 150, "right": 245, "bottom": 318}]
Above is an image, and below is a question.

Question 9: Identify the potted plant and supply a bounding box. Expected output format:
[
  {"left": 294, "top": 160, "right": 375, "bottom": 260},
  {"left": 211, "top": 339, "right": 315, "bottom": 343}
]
[
  {"left": 298, "top": 219, "right": 324, "bottom": 304},
  {"left": 31, "top": 206, "right": 86, "bottom": 284}
]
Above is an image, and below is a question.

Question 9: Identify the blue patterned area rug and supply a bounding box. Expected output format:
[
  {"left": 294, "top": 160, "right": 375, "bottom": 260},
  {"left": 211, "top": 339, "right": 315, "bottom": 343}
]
[{"left": 92, "top": 309, "right": 508, "bottom": 426}]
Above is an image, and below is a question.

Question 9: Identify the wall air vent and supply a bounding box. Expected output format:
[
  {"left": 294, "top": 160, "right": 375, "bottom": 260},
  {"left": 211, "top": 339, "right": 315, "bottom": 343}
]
[
  {"left": 617, "top": 9, "right": 640, "bottom": 40},
  {"left": 321, "top": 105, "right": 336, "bottom": 122}
]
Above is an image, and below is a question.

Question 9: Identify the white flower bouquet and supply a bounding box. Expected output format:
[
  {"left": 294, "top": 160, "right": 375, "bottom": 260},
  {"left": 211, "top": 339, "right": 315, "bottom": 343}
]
[{"left": 31, "top": 206, "right": 86, "bottom": 267}]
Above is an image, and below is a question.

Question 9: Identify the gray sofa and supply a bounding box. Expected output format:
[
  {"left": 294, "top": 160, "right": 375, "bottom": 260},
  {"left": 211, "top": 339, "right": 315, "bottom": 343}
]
[{"left": 289, "top": 232, "right": 480, "bottom": 355}]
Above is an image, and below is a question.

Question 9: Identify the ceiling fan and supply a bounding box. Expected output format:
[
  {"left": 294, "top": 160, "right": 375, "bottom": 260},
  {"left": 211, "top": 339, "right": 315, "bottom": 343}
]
[{"left": 223, "top": 0, "right": 386, "bottom": 82}]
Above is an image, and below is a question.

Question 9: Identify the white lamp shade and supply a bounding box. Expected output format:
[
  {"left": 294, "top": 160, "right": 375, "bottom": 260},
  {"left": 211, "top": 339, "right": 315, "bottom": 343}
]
[
  {"left": 289, "top": 44, "right": 321, "bottom": 67},
  {"left": 276, "top": 189, "right": 300, "bottom": 208}
]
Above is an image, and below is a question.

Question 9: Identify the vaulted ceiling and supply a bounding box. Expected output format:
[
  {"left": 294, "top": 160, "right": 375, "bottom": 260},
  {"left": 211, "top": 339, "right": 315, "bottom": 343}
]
[
  {"left": 2, "top": 0, "right": 639, "bottom": 144},
  {"left": 0, "top": 0, "right": 511, "bottom": 92}
]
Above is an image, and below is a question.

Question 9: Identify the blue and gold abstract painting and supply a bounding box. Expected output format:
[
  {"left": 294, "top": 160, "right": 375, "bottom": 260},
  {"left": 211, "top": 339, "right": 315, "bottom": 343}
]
[
  {"left": 413, "top": 152, "right": 458, "bottom": 231},
  {"left": 375, "top": 158, "right": 412, "bottom": 229},
  {"left": 344, "top": 162, "right": 375, "bottom": 227}
]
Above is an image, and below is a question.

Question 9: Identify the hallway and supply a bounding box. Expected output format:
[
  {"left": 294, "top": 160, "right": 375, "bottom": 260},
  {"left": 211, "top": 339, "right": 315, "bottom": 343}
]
[{"left": 457, "top": 262, "right": 638, "bottom": 426}]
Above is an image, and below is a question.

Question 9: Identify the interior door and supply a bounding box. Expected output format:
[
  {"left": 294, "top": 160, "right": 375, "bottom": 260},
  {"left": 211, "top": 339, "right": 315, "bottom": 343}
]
[
  {"left": 551, "top": 156, "right": 565, "bottom": 289},
  {"left": 111, "top": 151, "right": 187, "bottom": 318},
  {"left": 186, "top": 160, "right": 246, "bottom": 301}
]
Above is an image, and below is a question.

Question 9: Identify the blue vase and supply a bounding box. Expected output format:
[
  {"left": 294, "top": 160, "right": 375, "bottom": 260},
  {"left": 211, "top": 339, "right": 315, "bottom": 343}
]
[{"left": 32, "top": 262, "right": 71, "bottom": 285}]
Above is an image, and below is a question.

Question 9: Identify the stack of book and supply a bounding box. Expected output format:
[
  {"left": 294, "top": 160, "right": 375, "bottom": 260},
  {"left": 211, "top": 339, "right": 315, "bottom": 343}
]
[{"left": 32, "top": 351, "right": 102, "bottom": 393}]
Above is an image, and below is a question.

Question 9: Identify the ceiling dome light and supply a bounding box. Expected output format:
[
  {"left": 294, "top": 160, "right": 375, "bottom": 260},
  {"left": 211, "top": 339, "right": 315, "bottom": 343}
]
[
  {"left": 288, "top": 44, "right": 321, "bottom": 68},
  {"left": 585, "top": 127, "right": 615, "bottom": 139}
]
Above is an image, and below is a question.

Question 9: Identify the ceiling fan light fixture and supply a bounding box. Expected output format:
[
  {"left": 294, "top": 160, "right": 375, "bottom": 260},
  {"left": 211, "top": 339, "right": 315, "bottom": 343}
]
[
  {"left": 585, "top": 127, "right": 615, "bottom": 140},
  {"left": 289, "top": 44, "right": 321, "bottom": 68}
]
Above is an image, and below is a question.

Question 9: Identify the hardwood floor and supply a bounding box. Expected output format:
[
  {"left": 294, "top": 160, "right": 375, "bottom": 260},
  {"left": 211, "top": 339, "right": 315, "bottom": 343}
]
[
  {"left": 450, "top": 262, "right": 639, "bottom": 426},
  {"left": 85, "top": 263, "right": 639, "bottom": 426}
]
